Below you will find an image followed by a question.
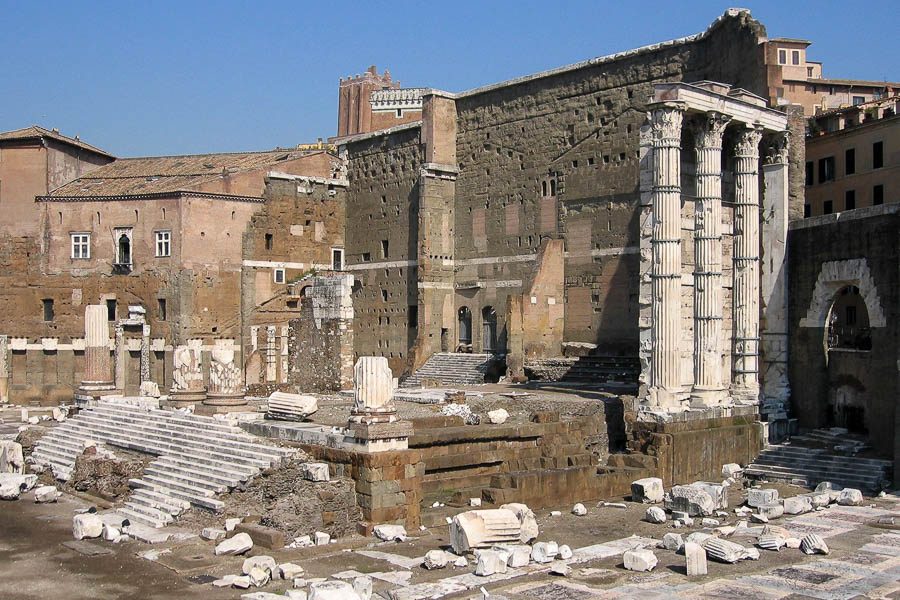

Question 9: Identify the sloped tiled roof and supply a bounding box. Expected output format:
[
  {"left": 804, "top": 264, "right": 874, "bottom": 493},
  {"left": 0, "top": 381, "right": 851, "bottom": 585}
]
[
  {"left": 48, "top": 149, "right": 327, "bottom": 198},
  {"left": 0, "top": 125, "right": 115, "bottom": 158}
]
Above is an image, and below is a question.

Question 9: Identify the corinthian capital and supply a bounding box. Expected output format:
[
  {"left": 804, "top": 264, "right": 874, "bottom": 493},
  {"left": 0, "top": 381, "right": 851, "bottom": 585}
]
[
  {"left": 650, "top": 103, "right": 685, "bottom": 141},
  {"left": 691, "top": 112, "right": 731, "bottom": 150},
  {"left": 734, "top": 125, "right": 763, "bottom": 158},
  {"left": 764, "top": 131, "right": 791, "bottom": 165}
]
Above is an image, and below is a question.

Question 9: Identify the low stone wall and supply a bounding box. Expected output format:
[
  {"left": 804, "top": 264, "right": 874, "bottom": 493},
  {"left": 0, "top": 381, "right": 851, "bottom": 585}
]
[
  {"left": 625, "top": 409, "right": 763, "bottom": 487},
  {"left": 523, "top": 358, "right": 576, "bottom": 381}
]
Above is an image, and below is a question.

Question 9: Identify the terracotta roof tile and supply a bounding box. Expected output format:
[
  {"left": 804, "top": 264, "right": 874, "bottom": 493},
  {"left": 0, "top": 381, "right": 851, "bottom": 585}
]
[{"left": 0, "top": 125, "right": 114, "bottom": 158}]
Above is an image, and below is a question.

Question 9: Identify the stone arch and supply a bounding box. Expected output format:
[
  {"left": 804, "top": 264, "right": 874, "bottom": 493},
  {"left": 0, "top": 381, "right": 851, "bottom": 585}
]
[{"left": 799, "top": 258, "right": 886, "bottom": 328}]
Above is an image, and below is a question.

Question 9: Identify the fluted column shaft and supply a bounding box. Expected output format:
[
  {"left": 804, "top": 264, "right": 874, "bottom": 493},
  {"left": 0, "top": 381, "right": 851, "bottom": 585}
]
[
  {"left": 732, "top": 126, "right": 763, "bottom": 401},
  {"left": 83, "top": 304, "right": 113, "bottom": 385},
  {"left": 691, "top": 113, "right": 729, "bottom": 405},
  {"left": 648, "top": 104, "right": 685, "bottom": 408}
]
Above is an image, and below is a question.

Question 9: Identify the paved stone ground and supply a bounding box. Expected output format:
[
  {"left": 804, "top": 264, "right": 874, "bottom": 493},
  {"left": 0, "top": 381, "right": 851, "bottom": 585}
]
[{"left": 2, "top": 484, "right": 900, "bottom": 600}]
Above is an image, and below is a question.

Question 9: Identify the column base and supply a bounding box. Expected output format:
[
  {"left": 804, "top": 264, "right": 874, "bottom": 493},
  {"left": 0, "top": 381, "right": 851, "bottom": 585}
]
[
  {"left": 689, "top": 387, "right": 729, "bottom": 408},
  {"left": 345, "top": 421, "right": 412, "bottom": 453},
  {"left": 169, "top": 389, "right": 208, "bottom": 408},
  {"left": 203, "top": 392, "right": 247, "bottom": 407},
  {"left": 647, "top": 386, "right": 686, "bottom": 411},
  {"left": 730, "top": 383, "right": 760, "bottom": 405},
  {"left": 348, "top": 407, "right": 398, "bottom": 424}
]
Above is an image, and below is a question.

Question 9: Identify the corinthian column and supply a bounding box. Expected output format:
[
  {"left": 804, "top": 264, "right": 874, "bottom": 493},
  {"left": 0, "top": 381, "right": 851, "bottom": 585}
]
[
  {"left": 690, "top": 113, "right": 730, "bottom": 407},
  {"left": 648, "top": 103, "right": 685, "bottom": 409},
  {"left": 732, "top": 125, "right": 763, "bottom": 403}
]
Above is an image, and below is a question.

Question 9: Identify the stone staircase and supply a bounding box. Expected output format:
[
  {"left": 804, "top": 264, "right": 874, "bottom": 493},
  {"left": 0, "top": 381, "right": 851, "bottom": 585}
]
[
  {"left": 401, "top": 353, "right": 495, "bottom": 388},
  {"left": 558, "top": 354, "right": 640, "bottom": 385},
  {"left": 32, "top": 401, "right": 294, "bottom": 528},
  {"left": 745, "top": 430, "right": 892, "bottom": 494}
]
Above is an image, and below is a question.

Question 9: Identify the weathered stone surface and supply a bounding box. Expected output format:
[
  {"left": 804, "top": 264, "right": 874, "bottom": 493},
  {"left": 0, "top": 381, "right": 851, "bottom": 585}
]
[
  {"left": 353, "top": 576, "right": 372, "bottom": 600},
  {"left": 666, "top": 485, "right": 715, "bottom": 516},
  {"left": 315, "top": 531, "right": 331, "bottom": 546},
  {"left": 487, "top": 409, "right": 509, "bottom": 424},
  {"left": 550, "top": 563, "right": 571, "bottom": 577},
  {"left": 531, "top": 541, "right": 559, "bottom": 563},
  {"left": 748, "top": 488, "right": 779, "bottom": 507},
  {"left": 0, "top": 481, "right": 20, "bottom": 500},
  {"left": 423, "top": 550, "right": 448, "bottom": 569},
  {"left": 782, "top": 496, "right": 812, "bottom": 515},
  {"left": 631, "top": 477, "right": 664, "bottom": 504},
  {"left": 684, "top": 542, "right": 707, "bottom": 576},
  {"left": 700, "top": 518, "right": 720, "bottom": 527},
  {"left": 815, "top": 481, "right": 841, "bottom": 492},
  {"left": 838, "top": 488, "right": 863, "bottom": 506},
  {"left": 451, "top": 508, "right": 523, "bottom": 553},
  {"left": 721, "top": 463, "right": 742, "bottom": 477},
  {"left": 0, "top": 441, "right": 24, "bottom": 473},
  {"left": 202, "top": 527, "right": 226, "bottom": 541},
  {"left": 243, "top": 555, "right": 277, "bottom": 575},
  {"left": 373, "top": 524, "right": 407, "bottom": 542},
  {"left": 805, "top": 492, "right": 831, "bottom": 508},
  {"left": 559, "top": 544, "right": 573, "bottom": 559},
  {"left": 286, "top": 591, "right": 309, "bottom": 600},
  {"left": 494, "top": 544, "right": 531, "bottom": 567},
  {"left": 663, "top": 533, "right": 684, "bottom": 552},
  {"left": 234, "top": 524, "right": 285, "bottom": 549},
  {"left": 248, "top": 567, "right": 271, "bottom": 587},
  {"left": 301, "top": 462, "right": 330, "bottom": 482},
  {"left": 309, "top": 580, "right": 360, "bottom": 599},
  {"left": 212, "top": 575, "right": 237, "bottom": 587},
  {"left": 475, "top": 550, "right": 508, "bottom": 576},
  {"left": 73, "top": 514, "right": 103, "bottom": 540},
  {"left": 232, "top": 576, "right": 251, "bottom": 589},
  {"left": 33, "top": 485, "right": 59, "bottom": 503},
  {"left": 623, "top": 549, "right": 657, "bottom": 572},
  {"left": 645, "top": 506, "right": 666, "bottom": 523},
  {"left": 702, "top": 538, "right": 757, "bottom": 563},
  {"left": 692, "top": 482, "right": 728, "bottom": 510},
  {"left": 215, "top": 532, "right": 254, "bottom": 556},
  {"left": 757, "top": 502, "right": 784, "bottom": 519},
  {"left": 757, "top": 534, "right": 786, "bottom": 551},
  {"left": 276, "top": 563, "right": 305, "bottom": 580},
  {"left": 800, "top": 534, "right": 829, "bottom": 555},
  {"left": 785, "top": 537, "right": 801, "bottom": 549},
  {"left": 267, "top": 392, "right": 319, "bottom": 421},
  {"left": 750, "top": 513, "right": 769, "bottom": 523},
  {"left": 572, "top": 503, "right": 587, "bottom": 516}
]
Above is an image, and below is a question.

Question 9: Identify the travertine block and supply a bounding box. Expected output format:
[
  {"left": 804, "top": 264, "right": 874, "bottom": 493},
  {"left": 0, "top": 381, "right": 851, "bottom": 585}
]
[
  {"left": 631, "top": 477, "right": 664, "bottom": 503},
  {"left": 684, "top": 542, "right": 707, "bottom": 576}
]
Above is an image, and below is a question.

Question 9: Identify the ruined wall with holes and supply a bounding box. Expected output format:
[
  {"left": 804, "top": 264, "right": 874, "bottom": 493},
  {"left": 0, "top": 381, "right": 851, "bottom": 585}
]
[
  {"left": 788, "top": 205, "right": 899, "bottom": 470},
  {"left": 240, "top": 174, "right": 347, "bottom": 384},
  {"left": 343, "top": 125, "right": 423, "bottom": 376},
  {"left": 342, "top": 10, "right": 778, "bottom": 377}
]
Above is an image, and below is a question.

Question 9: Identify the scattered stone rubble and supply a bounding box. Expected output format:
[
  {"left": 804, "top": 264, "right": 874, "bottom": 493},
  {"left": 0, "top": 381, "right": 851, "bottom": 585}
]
[{"left": 266, "top": 392, "right": 319, "bottom": 421}]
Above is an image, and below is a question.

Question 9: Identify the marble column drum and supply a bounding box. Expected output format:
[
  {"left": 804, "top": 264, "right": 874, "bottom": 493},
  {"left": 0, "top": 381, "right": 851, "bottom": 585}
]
[
  {"left": 648, "top": 103, "right": 685, "bottom": 409},
  {"left": 80, "top": 304, "right": 114, "bottom": 390},
  {"left": 732, "top": 126, "right": 763, "bottom": 403},
  {"left": 690, "top": 113, "right": 730, "bottom": 407}
]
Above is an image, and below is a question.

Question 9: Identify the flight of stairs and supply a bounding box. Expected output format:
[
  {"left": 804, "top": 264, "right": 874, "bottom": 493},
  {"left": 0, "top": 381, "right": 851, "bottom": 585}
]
[
  {"left": 32, "top": 401, "right": 294, "bottom": 528},
  {"left": 401, "top": 353, "right": 495, "bottom": 388},
  {"left": 745, "top": 430, "right": 892, "bottom": 494},
  {"left": 558, "top": 355, "right": 640, "bottom": 385}
]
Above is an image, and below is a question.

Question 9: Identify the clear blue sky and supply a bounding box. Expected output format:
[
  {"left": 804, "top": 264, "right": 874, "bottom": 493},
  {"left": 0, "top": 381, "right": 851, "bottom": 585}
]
[{"left": 2, "top": 0, "right": 895, "bottom": 157}]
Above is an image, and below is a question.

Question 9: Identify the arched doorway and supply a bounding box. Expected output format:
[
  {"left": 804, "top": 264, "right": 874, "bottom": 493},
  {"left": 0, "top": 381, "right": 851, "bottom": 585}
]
[
  {"left": 458, "top": 306, "right": 472, "bottom": 347},
  {"left": 117, "top": 233, "right": 131, "bottom": 265},
  {"left": 482, "top": 306, "right": 497, "bottom": 353},
  {"left": 826, "top": 285, "right": 871, "bottom": 351}
]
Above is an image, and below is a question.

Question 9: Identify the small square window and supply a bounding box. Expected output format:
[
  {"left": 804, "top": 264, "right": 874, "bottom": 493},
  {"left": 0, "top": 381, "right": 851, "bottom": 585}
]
[
  {"left": 273, "top": 268, "right": 285, "bottom": 284},
  {"left": 823, "top": 200, "right": 833, "bottom": 214},
  {"left": 155, "top": 230, "right": 171, "bottom": 257},
  {"left": 71, "top": 233, "right": 90, "bottom": 259}
]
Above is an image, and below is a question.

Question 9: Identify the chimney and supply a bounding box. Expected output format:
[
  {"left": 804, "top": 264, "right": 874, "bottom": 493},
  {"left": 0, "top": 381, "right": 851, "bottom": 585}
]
[{"left": 52, "top": 127, "right": 59, "bottom": 134}]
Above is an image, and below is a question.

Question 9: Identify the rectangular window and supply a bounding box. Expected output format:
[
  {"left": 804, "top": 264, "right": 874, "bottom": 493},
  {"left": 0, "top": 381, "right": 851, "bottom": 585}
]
[
  {"left": 845, "top": 189, "right": 856, "bottom": 210},
  {"left": 42, "top": 299, "right": 54, "bottom": 322},
  {"left": 157, "top": 298, "right": 167, "bottom": 321},
  {"left": 264, "top": 233, "right": 273, "bottom": 250},
  {"left": 804, "top": 204, "right": 811, "bottom": 218},
  {"left": 818, "top": 156, "right": 835, "bottom": 182},
  {"left": 792, "top": 50, "right": 800, "bottom": 65},
  {"left": 805, "top": 161, "right": 814, "bottom": 185},
  {"left": 823, "top": 200, "right": 833, "bottom": 214},
  {"left": 155, "top": 230, "right": 171, "bottom": 257},
  {"left": 106, "top": 299, "right": 116, "bottom": 322},
  {"left": 807, "top": 66, "right": 813, "bottom": 77},
  {"left": 873, "top": 184, "right": 884, "bottom": 205},
  {"left": 778, "top": 49, "right": 786, "bottom": 64},
  {"left": 873, "top": 141, "right": 884, "bottom": 169},
  {"left": 114, "top": 227, "right": 132, "bottom": 265},
  {"left": 853, "top": 96, "right": 865, "bottom": 105},
  {"left": 362, "top": 252, "right": 371, "bottom": 262},
  {"left": 381, "top": 239, "right": 389, "bottom": 259},
  {"left": 70, "top": 233, "right": 90, "bottom": 259},
  {"left": 273, "top": 268, "right": 285, "bottom": 284},
  {"left": 332, "top": 248, "right": 344, "bottom": 270},
  {"left": 845, "top": 148, "right": 855, "bottom": 175},
  {"left": 409, "top": 305, "right": 418, "bottom": 329}
]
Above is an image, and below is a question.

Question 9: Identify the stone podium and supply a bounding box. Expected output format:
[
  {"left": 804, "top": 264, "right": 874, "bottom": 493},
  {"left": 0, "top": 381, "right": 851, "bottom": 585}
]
[
  {"left": 347, "top": 357, "right": 411, "bottom": 452},
  {"left": 74, "top": 305, "right": 117, "bottom": 405}
]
